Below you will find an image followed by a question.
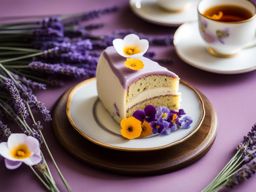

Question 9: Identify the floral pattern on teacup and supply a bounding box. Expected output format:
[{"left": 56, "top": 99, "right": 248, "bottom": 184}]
[
  {"left": 216, "top": 29, "right": 229, "bottom": 44},
  {"left": 199, "top": 19, "right": 230, "bottom": 44}
]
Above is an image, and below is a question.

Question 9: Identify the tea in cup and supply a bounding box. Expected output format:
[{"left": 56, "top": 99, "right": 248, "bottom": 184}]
[
  {"left": 197, "top": 0, "right": 256, "bottom": 57},
  {"left": 157, "top": 0, "right": 193, "bottom": 12}
]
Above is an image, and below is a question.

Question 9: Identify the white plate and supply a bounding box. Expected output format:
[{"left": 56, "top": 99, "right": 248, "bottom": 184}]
[
  {"left": 129, "top": 0, "right": 199, "bottom": 26},
  {"left": 174, "top": 22, "right": 256, "bottom": 74},
  {"left": 66, "top": 78, "right": 205, "bottom": 151}
]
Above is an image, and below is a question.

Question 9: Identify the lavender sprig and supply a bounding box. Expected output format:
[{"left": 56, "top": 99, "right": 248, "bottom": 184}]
[
  {"left": 225, "top": 159, "right": 256, "bottom": 189},
  {"left": 13, "top": 74, "right": 46, "bottom": 90},
  {"left": 3, "top": 78, "right": 28, "bottom": 119},
  {"left": 203, "top": 124, "right": 256, "bottom": 191},
  {"left": 29, "top": 61, "right": 89, "bottom": 78}
]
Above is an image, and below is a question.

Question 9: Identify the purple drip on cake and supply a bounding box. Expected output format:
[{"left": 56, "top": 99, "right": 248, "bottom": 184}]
[{"left": 103, "top": 47, "right": 178, "bottom": 88}]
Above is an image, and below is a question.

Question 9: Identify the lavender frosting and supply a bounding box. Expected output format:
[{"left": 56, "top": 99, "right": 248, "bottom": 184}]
[{"left": 103, "top": 46, "right": 178, "bottom": 88}]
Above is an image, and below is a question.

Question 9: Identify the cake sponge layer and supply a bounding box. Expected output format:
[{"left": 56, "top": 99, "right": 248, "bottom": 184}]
[
  {"left": 126, "top": 95, "right": 181, "bottom": 117},
  {"left": 127, "top": 75, "right": 179, "bottom": 102}
]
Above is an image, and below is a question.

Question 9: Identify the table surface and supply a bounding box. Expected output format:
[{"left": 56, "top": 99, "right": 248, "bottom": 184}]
[{"left": 1, "top": 0, "right": 256, "bottom": 192}]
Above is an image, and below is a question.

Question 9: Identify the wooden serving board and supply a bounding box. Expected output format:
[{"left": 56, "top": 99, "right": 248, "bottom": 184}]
[{"left": 52, "top": 87, "right": 217, "bottom": 176}]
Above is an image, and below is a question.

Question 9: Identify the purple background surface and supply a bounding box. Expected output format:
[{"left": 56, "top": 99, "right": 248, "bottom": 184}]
[{"left": 0, "top": 0, "right": 256, "bottom": 192}]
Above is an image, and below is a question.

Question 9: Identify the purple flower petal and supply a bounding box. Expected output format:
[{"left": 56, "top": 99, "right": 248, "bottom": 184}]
[
  {"left": 151, "top": 121, "right": 163, "bottom": 134},
  {"left": 26, "top": 136, "right": 41, "bottom": 155},
  {"left": 4, "top": 159, "right": 22, "bottom": 170},
  {"left": 178, "top": 109, "right": 186, "bottom": 117},
  {"left": 180, "top": 116, "right": 193, "bottom": 129},
  {"left": 159, "top": 120, "right": 170, "bottom": 135},
  {"left": 24, "top": 153, "right": 42, "bottom": 166},
  {"left": 160, "top": 127, "right": 171, "bottom": 135},
  {"left": 151, "top": 120, "right": 170, "bottom": 134},
  {"left": 155, "top": 106, "right": 170, "bottom": 121},
  {"left": 144, "top": 105, "right": 156, "bottom": 122},
  {"left": 170, "top": 123, "right": 178, "bottom": 132},
  {"left": 133, "top": 110, "right": 145, "bottom": 122}
]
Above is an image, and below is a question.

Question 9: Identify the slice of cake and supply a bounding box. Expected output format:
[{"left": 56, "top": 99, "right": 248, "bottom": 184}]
[{"left": 96, "top": 46, "right": 181, "bottom": 122}]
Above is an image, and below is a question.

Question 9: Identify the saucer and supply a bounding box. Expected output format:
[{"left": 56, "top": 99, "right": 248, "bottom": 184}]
[
  {"left": 66, "top": 78, "right": 205, "bottom": 152},
  {"left": 174, "top": 22, "right": 256, "bottom": 74},
  {"left": 129, "top": 0, "right": 198, "bottom": 26}
]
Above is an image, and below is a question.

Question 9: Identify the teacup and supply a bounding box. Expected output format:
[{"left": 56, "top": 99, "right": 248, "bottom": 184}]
[
  {"left": 157, "top": 0, "right": 193, "bottom": 12},
  {"left": 197, "top": 0, "right": 256, "bottom": 57}
]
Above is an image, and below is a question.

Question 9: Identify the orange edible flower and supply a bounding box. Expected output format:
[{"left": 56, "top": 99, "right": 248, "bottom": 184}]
[
  {"left": 124, "top": 58, "right": 144, "bottom": 71},
  {"left": 120, "top": 116, "right": 142, "bottom": 139},
  {"left": 171, "top": 114, "right": 178, "bottom": 123},
  {"left": 140, "top": 121, "right": 153, "bottom": 138},
  {"left": 208, "top": 11, "right": 223, "bottom": 20}
]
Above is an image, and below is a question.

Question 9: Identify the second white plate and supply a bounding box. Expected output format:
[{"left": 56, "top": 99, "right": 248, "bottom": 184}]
[
  {"left": 129, "top": 0, "right": 198, "bottom": 26},
  {"left": 174, "top": 22, "right": 256, "bottom": 74}
]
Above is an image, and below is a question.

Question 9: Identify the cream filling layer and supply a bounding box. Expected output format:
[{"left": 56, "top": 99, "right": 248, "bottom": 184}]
[{"left": 127, "top": 88, "right": 180, "bottom": 108}]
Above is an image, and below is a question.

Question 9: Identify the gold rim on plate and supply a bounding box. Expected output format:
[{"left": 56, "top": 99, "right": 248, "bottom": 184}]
[{"left": 66, "top": 78, "right": 206, "bottom": 152}]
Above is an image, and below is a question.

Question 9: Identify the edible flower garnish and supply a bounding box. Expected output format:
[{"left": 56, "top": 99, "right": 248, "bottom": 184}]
[
  {"left": 207, "top": 11, "right": 223, "bottom": 20},
  {"left": 113, "top": 34, "right": 149, "bottom": 58},
  {"left": 155, "top": 106, "right": 171, "bottom": 121},
  {"left": 120, "top": 116, "right": 142, "bottom": 139},
  {"left": 0, "top": 133, "right": 41, "bottom": 169},
  {"left": 124, "top": 58, "right": 144, "bottom": 71},
  {"left": 120, "top": 105, "right": 193, "bottom": 140},
  {"left": 140, "top": 121, "right": 153, "bottom": 138},
  {"left": 133, "top": 105, "right": 156, "bottom": 122}
]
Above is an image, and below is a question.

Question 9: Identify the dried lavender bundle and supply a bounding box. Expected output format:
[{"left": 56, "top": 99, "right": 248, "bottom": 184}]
[
  {"left": 225, "top": 159, "right": 256, "bottom": 190},
  {"left": 203, "top": 124, "right": 256, "bottom": 192}
]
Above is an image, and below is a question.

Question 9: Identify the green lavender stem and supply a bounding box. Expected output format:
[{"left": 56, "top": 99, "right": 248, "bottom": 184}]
[
  {"left": 11, "top": 70, "right": 49, "bottom": 84},
  {"left": 39, "top": 131, "right": 72, "bottom": 192},
  {"left": 0, "top": 49, "right": 53, "bottom": 63},
  {"left": 202, "top": 151, "right": 240, "bottom": 192},
  {"left": 0, "top": 47, "right": 39, "bottom": 52},
  {"left": 30, "top": 166, "right": 51, "bottom": 191},
  {"left": 203, "top": 152, "right": 243, "bottom": 192},
  {"left": 26, "top": 102, "right": 55, "bottom": 184},
  {"left": 26, "top": 102, "right": 70, "bottom": 191},
  {"left": 0, "top": 52, "right": 32, "bottom": 56},
  {"left": 4, "top": 65, "right": 28, "bottom": 69},
  {"left": 208, "top": 158, "right": 243, "bottom": 191},
  {"left": 0, "top": 24, "right": 38, "bottom": 30}
]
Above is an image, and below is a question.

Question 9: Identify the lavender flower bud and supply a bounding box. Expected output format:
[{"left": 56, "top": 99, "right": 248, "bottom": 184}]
[
  {"left": 13, "top": 74, "right": 46, "bottom": 90},
  {"left": 32, "top": 121, "right": 43, "bottom": 130},
  {"left": 33, "top": 28, "right": 64, "bottom": 38},
  {"left": 29, "top": 61, "right": 89, "bottom": 78},
  {"left": 30, "top": 130, "right": 42, "bottom": 144},
  {"left": 29, "top": 95, "right": 52, "bottom": 122},
  {"left": 13, "top": 83, "right": 52, "bottom": 122},
  {"left": 40, "top": 17, "right": 64, "bottom": 31},
  {"left": 3, "top": 78, "right": 28, "bottom": 119}
]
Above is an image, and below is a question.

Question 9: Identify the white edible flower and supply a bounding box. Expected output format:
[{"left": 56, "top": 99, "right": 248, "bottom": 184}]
[
  {"left": 113, "top": 34, "right": 149, "bottom": 58},
  {"left": 0, "top": 133, "right": 42, "bottom": 169}
]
